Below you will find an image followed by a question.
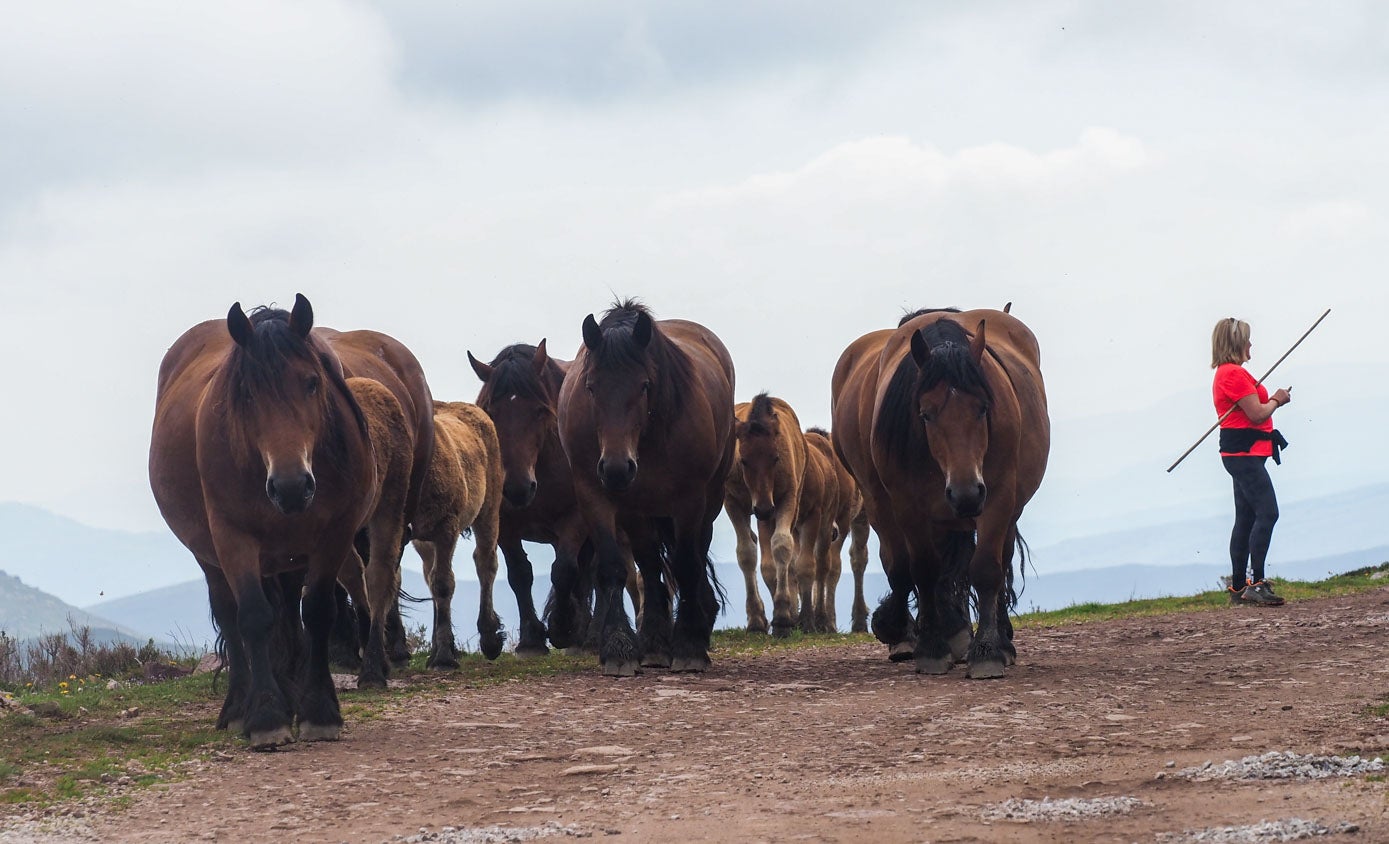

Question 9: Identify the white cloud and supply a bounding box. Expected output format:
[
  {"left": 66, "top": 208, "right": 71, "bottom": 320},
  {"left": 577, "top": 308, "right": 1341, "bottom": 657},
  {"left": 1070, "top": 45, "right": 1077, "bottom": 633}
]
[{"left": 1278, "top": 200, "right": 1379, "bottom": 241}]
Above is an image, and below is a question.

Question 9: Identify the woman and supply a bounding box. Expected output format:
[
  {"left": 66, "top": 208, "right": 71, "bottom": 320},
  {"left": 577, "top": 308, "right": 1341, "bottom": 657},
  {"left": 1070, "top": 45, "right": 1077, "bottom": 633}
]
[{"left": 1212, "top": 317, "right": 1290, "bottom": 607}]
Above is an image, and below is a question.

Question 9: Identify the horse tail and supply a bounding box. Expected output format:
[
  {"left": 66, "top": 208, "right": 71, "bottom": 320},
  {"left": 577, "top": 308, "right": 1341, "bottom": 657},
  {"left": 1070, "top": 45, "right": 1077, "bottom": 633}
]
[
  {"left": 1007, "top": 529, "right": 1030, "bottom": 612},
  {"left": 398, "top": 586, "right": 429, "bottom": 604},
  {"left": 653, "top": 520, "right": 726, "bottom": 613}
]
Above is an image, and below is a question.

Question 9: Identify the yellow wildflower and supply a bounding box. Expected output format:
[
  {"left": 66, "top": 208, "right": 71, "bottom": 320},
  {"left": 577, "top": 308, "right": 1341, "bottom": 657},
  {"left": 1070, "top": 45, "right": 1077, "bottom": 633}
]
[{"left": 59, "top": 681, "right": 68, "bottom": 689}]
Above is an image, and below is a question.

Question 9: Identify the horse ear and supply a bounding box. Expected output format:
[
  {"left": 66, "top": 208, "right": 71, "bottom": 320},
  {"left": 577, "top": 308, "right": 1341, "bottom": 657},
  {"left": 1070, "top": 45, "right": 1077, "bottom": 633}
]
[
  {"left": 1003, "top": 301, "right": 1012, "bottom": 314},
  {"left": 582, "top": 315, "right": 603, "bottom": 351},
  {"left": 909, "top": 328, "right": 930, "bottom": 369},
  {"left": 289, "top": 293, "right": 313, "bottom": 338},
  {"left": 633, "top": 311, "right": 653, "bottom": 348},
  {"left": 970, "top": 319, "right": 987, "bottom": 364},
  {"left": 533, "top": 338, "right": 549, "bottom": 373},
  {"left": 227, "top": 302, "right": 253, "bottom": 347},
  {"left": 467, "top": 351, "right": 493, "bottom": 383}
]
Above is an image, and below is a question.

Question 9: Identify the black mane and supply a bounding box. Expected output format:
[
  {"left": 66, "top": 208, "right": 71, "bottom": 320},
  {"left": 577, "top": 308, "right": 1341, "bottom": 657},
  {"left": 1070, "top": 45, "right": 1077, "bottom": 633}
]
[
  {"left": 873, "top": 318, "right": 993, "bottom": 467},
  {"left": 586, "top": 299, "right": 695, "bottom": 421},
  {"left": 476, "top": 344, "right": 556, "bottom": 409},
  {"left": 898, "top": 307, "right": 960, "bottom": 327},
  {"left": 744, "top": 392, "right": 777, "bottom": 436}
]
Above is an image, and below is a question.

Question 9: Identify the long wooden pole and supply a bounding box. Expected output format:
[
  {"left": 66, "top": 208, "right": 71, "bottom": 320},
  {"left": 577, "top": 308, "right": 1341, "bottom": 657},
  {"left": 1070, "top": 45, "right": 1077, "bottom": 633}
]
[{"left": 1166, "top": 308, "right": 1331, "bottom": 473}]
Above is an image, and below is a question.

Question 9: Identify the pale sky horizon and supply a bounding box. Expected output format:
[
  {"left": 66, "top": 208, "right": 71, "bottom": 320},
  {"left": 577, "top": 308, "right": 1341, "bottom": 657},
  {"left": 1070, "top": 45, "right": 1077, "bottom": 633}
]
[{"left": 2, "top": 3, "right": 1385, "bottom": 567}]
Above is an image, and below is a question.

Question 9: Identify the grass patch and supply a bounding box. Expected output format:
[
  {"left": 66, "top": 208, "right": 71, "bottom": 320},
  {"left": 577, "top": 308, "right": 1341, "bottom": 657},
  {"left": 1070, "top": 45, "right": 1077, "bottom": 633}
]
[{"left": 1016, "top": 563, "right": 1389, "bottom": 629}]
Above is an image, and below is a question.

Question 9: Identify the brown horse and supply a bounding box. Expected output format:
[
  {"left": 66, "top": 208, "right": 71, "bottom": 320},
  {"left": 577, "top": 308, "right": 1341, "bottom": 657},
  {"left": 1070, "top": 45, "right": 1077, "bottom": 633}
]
[
  {"left": 804, "top": 427, "right": 871, "bottom": 633},
  {"left": 805, "top": 427, "right": 866, "bottom": 633},
  {"left": 723, "top": 394, "right": 811, "bottom": 636},
  {"left": 316, "top": 325, "right": 435, "bottom": 666},
  {"left": 149, "top": 295, "right": 375, "bottom": 748},
  {"left": 338, "top": 377, "right": 413, "bottom": 689},
  {"left": 408, "top": 400, "right": 505, "bottom": 663},
  {"left": 830, "top": 307, "right": 1048, "bottom": 678},
  {"left": 557, "top": 300, "right": 735, "bottom": 675}
]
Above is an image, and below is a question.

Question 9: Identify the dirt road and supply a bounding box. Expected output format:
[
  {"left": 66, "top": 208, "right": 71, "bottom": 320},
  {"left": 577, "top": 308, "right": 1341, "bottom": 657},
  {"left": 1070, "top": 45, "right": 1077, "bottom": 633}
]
[{"left": 21, "top": 587, "right": 1389, "bottom": 843}]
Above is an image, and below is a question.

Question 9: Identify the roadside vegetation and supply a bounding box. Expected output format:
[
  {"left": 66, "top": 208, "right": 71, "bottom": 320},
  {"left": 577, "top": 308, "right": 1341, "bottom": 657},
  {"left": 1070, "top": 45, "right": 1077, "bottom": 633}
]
[{"left": 2, "top": 562, "right": 1386, "bottom": 811}]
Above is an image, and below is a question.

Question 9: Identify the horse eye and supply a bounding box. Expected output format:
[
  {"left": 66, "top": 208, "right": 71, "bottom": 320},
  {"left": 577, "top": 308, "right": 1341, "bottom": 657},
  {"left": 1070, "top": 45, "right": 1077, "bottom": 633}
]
[
  {"left": 641, "top": 380, "right": 651, "bottom": 394},
  {"left": 306, "top": 375, "right": 320, "bottom": 396},
  {"left": 585, "top": 383, "right": 594, "bottom": 395},
  {"left": 771, "top": 455, "right": 781, "bottom": 465}
]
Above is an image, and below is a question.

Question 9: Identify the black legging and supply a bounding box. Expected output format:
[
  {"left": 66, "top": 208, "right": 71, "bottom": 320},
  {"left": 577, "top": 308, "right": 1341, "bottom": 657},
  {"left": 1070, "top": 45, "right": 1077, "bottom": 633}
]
[{"left": 1222, "top": 455, "right": 1279, "bottom": 588}]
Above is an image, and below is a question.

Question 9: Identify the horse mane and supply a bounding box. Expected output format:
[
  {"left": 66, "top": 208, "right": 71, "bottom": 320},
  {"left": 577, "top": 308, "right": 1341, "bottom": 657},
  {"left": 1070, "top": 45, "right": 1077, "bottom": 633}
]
[
  {"left": 586, "top": 299, "right": 695, "bottom": 421},
  {"left": 873, "top": 318, "right": 993, "bottom": 467},
  {"left": 898, "top": 307, "right": 960, "bottom": 327},
  {"left": 224, "top": 307, "right": 368, "bottom": 462},
  {"left": 476, "top": 344, "right": 556, "bottom": 409},
  {"left": 744, "top": 392, "right": 777, "bottom": 437},
  {"left": 805, "top": 426, "right": 830, "bottom": 437}
]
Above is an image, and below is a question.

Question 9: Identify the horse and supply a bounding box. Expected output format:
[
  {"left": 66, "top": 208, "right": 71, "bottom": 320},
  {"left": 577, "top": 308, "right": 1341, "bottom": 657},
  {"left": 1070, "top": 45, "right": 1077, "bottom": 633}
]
[
  {"left": 830, "top": 307, "right": 1049, "bottom": 678},
  {"left": 149, "top": 294, "right": 375, "bottom": 748},
  {"left": 407, "top": 400, "right": 505, "bottom": 663},
  {"left": 804, "top": 427, "right": 871, "bottom": 633},
  {"left": 557, "top": 300, "right": 735, "bottom": 675},
  {"left": 723, "top": 394, "right": 818, "bottom": 636},
  {"left": 337, "top": 377, "right": 413, "bottom": 689},
  {"left": 316, "top": 324, "right": 435, "bottom": 667},
  {"left": 468, "top": 340, "right": 643, "bottom": 656}
]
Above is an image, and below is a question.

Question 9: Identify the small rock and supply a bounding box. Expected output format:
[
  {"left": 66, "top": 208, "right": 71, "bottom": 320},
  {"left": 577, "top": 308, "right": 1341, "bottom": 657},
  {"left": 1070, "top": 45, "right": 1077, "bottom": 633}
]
[
  {"left": 563, "top": 764, "right": 621, "bottom": 776},
  {"left": 193, "top": 653, "right": 225, "bottom": 675}
]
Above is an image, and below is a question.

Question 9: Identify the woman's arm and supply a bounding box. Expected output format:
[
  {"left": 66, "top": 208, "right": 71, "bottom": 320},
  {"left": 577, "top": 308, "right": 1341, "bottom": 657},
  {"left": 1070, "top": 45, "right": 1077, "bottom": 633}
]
[{"left": 1236, "top": 387, "right": 1291, "bottom": 424}]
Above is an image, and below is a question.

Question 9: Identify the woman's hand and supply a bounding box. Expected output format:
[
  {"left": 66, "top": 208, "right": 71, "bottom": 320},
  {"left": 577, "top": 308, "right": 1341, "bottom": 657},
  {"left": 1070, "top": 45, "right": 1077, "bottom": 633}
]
[{"left": 1272, "top": 388, "right": 1291, "bottom": 407}]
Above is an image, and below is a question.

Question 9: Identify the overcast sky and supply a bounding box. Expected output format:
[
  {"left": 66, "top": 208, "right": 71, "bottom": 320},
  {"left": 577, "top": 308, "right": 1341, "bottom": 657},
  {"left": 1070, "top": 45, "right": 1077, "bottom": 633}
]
[{"left": 2, "top": 2, "right": 1385, "bottom": 562}]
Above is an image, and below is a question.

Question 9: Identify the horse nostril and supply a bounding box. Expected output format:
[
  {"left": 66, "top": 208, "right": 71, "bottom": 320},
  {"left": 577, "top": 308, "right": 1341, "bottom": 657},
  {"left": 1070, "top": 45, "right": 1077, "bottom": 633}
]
[
  {"left": 528, "top": 480, "right": 537, "bottom": 495},
  {"left": 266, "top": 478, "right": 277, "bottom": 500},
  {"left": 304, "top": 474, "right": 317, "bottom": 495},
  {"left": 626, "top": 459, "right": 637, "bottom": 477}
]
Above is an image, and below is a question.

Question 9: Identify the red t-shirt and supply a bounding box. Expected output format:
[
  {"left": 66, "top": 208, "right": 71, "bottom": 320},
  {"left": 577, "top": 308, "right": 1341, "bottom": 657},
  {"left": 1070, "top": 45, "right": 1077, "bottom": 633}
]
[{"left": 1213, "top": 363, "right": 1273, "bottom": 457}]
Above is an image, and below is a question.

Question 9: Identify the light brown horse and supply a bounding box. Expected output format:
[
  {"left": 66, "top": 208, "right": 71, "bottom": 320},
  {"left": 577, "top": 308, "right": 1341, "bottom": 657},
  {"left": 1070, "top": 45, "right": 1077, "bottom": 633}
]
[
  {"left": 410, "top": 400, "right": 505, "bottom": 663},
  {"left": 557, "top": 300, "right": 735, "bottom": 675},
  {"left": 723, "top": 394, "right": 812, "bottom": 636},
  {"left": 830, "top": 307, "right": 1049, "bottom": 678},
  {"left": 149, "top": 295, "right": 375, "bottom": 748},
  {"left": 337, "top": 377, "right": 412, "bottom": 689},
  {"left": 804, "top": 427, "right": 871, "bottom": 633}
]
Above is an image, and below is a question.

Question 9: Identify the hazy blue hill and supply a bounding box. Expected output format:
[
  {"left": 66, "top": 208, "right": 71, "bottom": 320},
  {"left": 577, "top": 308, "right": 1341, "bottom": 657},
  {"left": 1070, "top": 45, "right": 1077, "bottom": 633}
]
[
  {"left": 0, "top": 569, "right": 158, "bottom": 645},
  {"left": 0, "top": 503, "right": 192, "bottom": 607}
]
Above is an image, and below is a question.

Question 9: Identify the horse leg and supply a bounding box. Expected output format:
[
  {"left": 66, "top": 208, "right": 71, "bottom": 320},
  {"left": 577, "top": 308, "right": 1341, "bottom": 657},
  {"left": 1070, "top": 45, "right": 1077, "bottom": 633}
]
[
  {"left": 298, "top": 562, "right": 345, "bottom": 741},
  {"left": 269, "top": 570, "right": 306, "bottom": 698},
  {"left": 203, "top": 565, "right": 250, "bottom": 734},
  {"left": 911, "top": 541, "right": 955, "bottom": 675},
  {"left": 594, "top": 527, "right": 640, "bottom": 677},
  {"left": 870, "top": 536, "right": 917, "bottom": 660},
  {"left": 224, "top": 567, "right": 294, "bottom": 749},
  {"left": 849, "top": 511, "right": 871, "bottom": 634},
  {"left": 416, "top": 539, "right": 460, "bottom": 669},
  {"left": 966, "top": 521, "right": 1016, "bottom": 679},
  {"left": 819, "top": 526, "right": 841, "bottom": 633},
  {"left": 669, "top": 522, "right": 714, "bottom": 673},
  {"left": 336, "top": 551, "right": 371, "bottom": 668},
  {"left": 634, "top": 527, "right": 673, "bottom": 669},
  {"left": 939, "top": 530, "right": 976, "bottom": 664},
  {"left": 729, "top": 506, "right": 768, "bottom": 633},
  {"left": 471, "top": 529, "right": 505, "bottom": 662},
  {"left": 793, "top": 519, "right": 818, "bottom": 634},
  {"left": 501, "top": 537, "right": 548, "bottom": 658},
  {"left": 326, "top": 583, "right": 362, "bottom": 670},
  {"left": 546, "top": 531, "right": 590, "bottom": 651},
  {"left": 767, "top": 515, "right": 799, "bottom": 638}
]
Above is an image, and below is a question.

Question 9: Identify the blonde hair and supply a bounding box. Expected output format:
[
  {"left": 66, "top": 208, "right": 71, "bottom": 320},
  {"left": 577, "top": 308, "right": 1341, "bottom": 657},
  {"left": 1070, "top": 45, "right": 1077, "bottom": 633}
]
[{"left": 1211, "top": 317, "right": 1251, "bottom": 368}]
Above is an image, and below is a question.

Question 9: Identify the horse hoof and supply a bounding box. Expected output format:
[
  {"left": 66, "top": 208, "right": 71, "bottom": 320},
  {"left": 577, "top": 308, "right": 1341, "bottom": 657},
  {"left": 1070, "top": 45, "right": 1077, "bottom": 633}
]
[
  {"left": 967, "top": 659, "right": 1007, "bottom": 680},
  {"left": 746, "top": 622, "right": 769, "bottom": 634},
  {"left": 948, "top": 629, "right": 972, "bottom": 663},
  {"left": 297, "top": 722, "right": 341, "bottom": 742},
  {"left": 514, "top": 644, "right": 550, "bottom": 659},
  {"left": 888, "top": 642, "right": 915, "bottom": 662},
  {"left": 601, "top": 659, "right": 641, "bottom": 677},
  {"left": 426, "top": 656, "right": 460, "bottom": 670},
  {"left": 356, "top": 674, "right": 388, "bottom": 690},
  {"left": 641, "top": 653, "right": 673, "bottom": 669},
  {"left": 670, "top": 655, "right": 710, "bottom": 673},
  {"left": 248, "top": 726, "right": 295, "bottom": 750},
  {"left": 851, "top": 622, "right": 868, "bottom": 634},
  {"left": 771, "top": 623, "right": 793, "bottom": 639},
  {"left": 223, "top": 719, "right": 244, "bottom": 735},
  {"left": 914, "top": 655, "right": 953, "bottom": 675}
]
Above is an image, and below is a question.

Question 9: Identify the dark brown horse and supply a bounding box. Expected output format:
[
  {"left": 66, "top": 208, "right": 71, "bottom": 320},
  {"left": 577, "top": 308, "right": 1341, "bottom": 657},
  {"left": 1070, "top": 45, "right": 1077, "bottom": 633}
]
[
  {"left": 830, "top": 307, "right": 1048, "bottom": 678},
  {"left": 557, "top": 300, "right": 735, "bottom": 675},
  {"left": 149, "top": 295, "right": 375, "bottom": 748},
  {"left": 470, "top": 341, "right": 647, "bottom": 656}
]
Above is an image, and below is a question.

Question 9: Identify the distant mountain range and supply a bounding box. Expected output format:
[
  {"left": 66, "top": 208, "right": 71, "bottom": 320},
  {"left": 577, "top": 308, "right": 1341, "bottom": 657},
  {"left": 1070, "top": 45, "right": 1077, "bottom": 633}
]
[
  {"left": 3, "top": 483, "right": 1387, "bottom": 652},
  {"left": 0, "top": 569, "right": 160, "bottom": 646}
]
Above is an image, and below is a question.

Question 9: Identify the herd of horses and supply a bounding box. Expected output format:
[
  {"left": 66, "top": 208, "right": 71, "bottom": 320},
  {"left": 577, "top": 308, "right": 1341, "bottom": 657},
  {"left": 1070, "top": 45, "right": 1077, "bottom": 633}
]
[{"left": 148, "top": 295, "right": 1050, "bottom": 749}]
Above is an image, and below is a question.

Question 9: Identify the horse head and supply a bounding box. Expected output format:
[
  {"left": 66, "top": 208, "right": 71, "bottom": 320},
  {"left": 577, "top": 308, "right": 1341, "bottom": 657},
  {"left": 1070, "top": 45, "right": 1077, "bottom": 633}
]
[
  {"left": 735, "top": 393, "right": 783, "bottom": 521},
  {"left": 471, "top": 339, "right": 557, "bottom": 508},
  {"left": 579, "top": 303, "right": 664, "bottom": 492},
  {"left": 224, "top": 294, "right": 345, "bottom": 516},
  {"left": 908, "top": 319, "right": 993, "bottom": 518}
]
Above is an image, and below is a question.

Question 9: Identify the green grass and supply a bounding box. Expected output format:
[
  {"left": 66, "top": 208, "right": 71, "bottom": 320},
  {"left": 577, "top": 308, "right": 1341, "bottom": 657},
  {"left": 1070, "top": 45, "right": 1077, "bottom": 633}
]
[{"left": 1, "top": 563, "right": 1385, "bottom": 811}]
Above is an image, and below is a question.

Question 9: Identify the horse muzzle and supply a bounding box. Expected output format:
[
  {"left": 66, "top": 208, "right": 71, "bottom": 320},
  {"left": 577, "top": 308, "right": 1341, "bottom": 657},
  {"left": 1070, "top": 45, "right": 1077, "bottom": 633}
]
[
  {"left": 597, "top": 456, "right": 637, "bottom": 492},
  {"left": 266, "top": 471, "right": 316, "bottom": 515},
  {"left": 945, "top": 480, "right": 986, "bottom": 519}
]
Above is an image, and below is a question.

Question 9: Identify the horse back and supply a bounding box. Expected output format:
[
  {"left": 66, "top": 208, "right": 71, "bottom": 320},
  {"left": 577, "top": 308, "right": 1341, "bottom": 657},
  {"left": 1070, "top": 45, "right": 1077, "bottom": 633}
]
[{"left": 422, "top": 401, "right": 503, "bottom": 536}]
